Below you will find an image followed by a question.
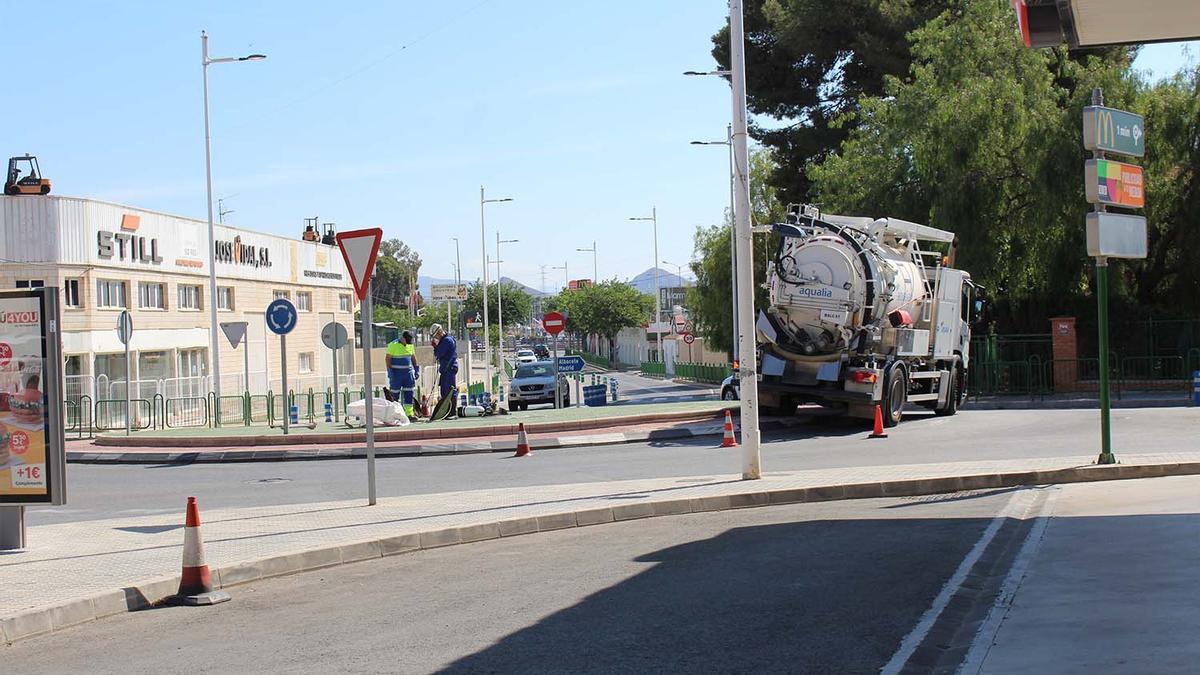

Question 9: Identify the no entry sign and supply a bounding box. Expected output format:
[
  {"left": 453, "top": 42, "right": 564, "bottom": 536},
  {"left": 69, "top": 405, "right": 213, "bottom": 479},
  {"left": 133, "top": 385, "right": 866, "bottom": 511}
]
[{"left": 543, "top": 311, "right": 566, "bottom": 336}]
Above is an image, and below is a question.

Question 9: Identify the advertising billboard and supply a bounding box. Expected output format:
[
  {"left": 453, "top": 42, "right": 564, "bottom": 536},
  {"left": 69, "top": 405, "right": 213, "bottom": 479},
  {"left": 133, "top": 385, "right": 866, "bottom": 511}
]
[{"left": 0, "top": 289, "right": 66, "bottom": 505}]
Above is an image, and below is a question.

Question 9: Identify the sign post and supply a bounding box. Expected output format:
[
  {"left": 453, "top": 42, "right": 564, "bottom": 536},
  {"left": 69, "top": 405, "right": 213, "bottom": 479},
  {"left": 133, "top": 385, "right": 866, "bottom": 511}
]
[
  {"left": 266, "top": 298, "right": 298, "bottom": 435},
  {"left": 321, "top": 322, "right": 348, "bottom": 422},
  {"left": 544, "top": 311, "right": 566, "bottom": 409},
  {"left": 0, "top": 287, "right": 68, "bottom": 551},
  {"left": 117, "top": 310, "right": 133, "bottom": 435},
  {"left": 220, "top": 321, "right": 250, "bottom": 414},
  {"left": 1084, "top": 90, "right": 1147, "bottom": 466},
  {"left": 336, "top": 228, "right": 384, "bottom": 506}
]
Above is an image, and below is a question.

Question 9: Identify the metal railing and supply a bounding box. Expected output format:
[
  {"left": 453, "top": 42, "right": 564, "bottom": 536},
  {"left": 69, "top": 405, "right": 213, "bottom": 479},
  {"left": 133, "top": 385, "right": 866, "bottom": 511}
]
[
  {"left": 970, "top": 353, "right": 1192, "bottom": 399},
  {"left": 673, "top": 362, "right": 729, "bottom": 385}
]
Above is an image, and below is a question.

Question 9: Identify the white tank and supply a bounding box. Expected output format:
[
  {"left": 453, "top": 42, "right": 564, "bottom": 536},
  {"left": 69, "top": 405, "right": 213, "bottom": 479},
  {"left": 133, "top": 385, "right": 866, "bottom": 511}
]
[{"left": 768, "top": 232, "right": 928, "bottom": 356}]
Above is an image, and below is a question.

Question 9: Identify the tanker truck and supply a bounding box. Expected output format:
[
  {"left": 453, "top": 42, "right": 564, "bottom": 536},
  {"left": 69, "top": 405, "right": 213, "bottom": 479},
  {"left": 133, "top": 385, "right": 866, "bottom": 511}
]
[{"left": 754, "top": 204, "right": 982, "bottom": 426}]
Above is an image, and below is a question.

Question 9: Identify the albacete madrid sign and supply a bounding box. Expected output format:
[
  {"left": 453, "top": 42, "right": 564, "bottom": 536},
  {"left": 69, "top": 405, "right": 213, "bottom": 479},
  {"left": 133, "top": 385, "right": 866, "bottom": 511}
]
[{"left": 1082, "top": 106, "right": 1144, "bottom": 157}]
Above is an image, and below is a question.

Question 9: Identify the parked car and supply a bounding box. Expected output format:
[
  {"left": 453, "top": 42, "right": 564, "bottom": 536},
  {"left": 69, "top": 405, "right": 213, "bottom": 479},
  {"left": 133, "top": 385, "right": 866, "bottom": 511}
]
[
  {"left": 508, "top": 361, "right": 570, "bottom": 410},
  {"left": 720, "top": 374, "right": 739, "bottom": 401},
  {"left": 533, "top": 344, "right": 550, "bottom": 359}
]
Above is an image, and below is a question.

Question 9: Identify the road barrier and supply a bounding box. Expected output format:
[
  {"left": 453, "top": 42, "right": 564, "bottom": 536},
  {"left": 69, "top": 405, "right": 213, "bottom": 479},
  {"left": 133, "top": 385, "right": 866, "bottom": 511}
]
[{"left": 582, "top": 384, "right": 608, "bottom": 407}]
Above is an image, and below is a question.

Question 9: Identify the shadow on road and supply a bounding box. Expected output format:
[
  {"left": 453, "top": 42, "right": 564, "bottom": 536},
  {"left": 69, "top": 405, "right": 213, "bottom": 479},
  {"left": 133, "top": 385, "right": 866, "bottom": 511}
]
[{"left": 440, "top": 515, "right": 994, "bottom": 674}]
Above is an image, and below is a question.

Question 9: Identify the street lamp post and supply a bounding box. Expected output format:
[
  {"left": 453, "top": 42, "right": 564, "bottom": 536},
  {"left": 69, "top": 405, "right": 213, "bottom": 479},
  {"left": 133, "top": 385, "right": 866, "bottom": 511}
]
[
  {"left": 201, "top": 31, "right": 265, "bottom": 398},
  {"left": 729, "top": 0, "right": 762, "bottom": 479},
  {"left": 479, "top": 187, "right": 513, "bottom": 394},
  {"left": 576, "top": 241, "right": 597, "bottom": 283},
  {"left": 629, "top": 209, "right": 662, "bottom": 361},
  {"left": 690, "top": 124, "right": 738, "bottom": 362},
  {"left": 496, "top": 233, "right": 518, "bottom": 368},
  {"left": 452, "top": 237, "right": 462, "bottom": 340}
]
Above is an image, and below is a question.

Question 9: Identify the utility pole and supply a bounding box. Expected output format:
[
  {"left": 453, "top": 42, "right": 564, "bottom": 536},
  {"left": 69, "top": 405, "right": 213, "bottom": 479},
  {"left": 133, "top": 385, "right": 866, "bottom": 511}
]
[{"left": 730, "top": 0, "right": 762, "bottom": 480}]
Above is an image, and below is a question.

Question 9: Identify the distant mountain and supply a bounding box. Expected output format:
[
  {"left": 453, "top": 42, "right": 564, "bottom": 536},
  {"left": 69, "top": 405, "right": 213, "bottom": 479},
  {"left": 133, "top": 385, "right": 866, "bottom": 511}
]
[
  {"left": 628, "top": 267, "right": 692, "bottom": 294},
  {"left": 418, "top": 275, "right": 549, "bottom": 298}
]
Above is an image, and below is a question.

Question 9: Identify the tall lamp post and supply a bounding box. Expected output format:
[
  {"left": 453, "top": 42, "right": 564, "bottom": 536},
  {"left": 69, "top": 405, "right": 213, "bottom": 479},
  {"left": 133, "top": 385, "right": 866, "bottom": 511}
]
[
  {"left": 728, "top": 0, "right": 762, "bottom": 479},
  {"left": 452, "top": 237, "right": 463, "bottom": 340},
  {"left": 629, "top": 209, "right": 662, "bottom": 361},
  {"left": 479, "top": 187, "right": 513, "bottom": 393},
  {"left": 576, "top": 241, "right": 597, "bottom": 283},
  {"left": 689, "top": 123, "right": 738, "bottom": 362},
  {"left": 496, "top": 233, "right": 518, "bottom": 367},
  {"left": 202, "top": 31, "right": 265, "bottom": 397}
]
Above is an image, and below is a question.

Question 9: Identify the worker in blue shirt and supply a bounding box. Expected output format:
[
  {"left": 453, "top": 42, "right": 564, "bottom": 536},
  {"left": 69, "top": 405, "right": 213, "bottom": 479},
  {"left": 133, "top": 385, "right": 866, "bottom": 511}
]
[{"left": 430, "top": 323, "right": 459, "bottom": 401}]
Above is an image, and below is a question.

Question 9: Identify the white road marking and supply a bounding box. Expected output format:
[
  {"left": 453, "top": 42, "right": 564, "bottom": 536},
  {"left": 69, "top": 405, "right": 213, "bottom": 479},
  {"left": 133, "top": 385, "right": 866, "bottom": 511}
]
[
  {"left": 958, "top": 486, "right": 1060, "bottom": 674},
  {"left": 879, "top": 487, "right": 1038, "bottom": 675}
]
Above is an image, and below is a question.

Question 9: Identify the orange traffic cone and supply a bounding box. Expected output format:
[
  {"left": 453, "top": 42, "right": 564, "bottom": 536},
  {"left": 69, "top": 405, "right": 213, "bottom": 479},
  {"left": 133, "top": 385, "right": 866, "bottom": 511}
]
[
  {"left": 168, "top": 497, "right": 230, "bottom": 606},
  {"left": 513, "top": 422, "right": 532, "bottom": 457},
  {"left": 868, "top": 404, "right": 888, "bottom": 439},
  {"left": 721, "top": 410, "right": 738, "bottom": 448}
]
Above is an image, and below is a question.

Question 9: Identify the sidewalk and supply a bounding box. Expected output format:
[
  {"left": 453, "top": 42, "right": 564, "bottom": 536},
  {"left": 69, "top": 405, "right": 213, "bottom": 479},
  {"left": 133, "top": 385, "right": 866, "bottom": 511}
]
[{"left": 3, "top": 449, "right": 1199, "bottom": 643}]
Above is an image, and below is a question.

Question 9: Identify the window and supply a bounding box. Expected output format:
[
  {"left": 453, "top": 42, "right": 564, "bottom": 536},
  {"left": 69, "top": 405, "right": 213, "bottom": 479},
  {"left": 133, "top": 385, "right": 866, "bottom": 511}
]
[
  {"left": 97, "top": 280, "right": 127, "bottom": 308},
  {"left": 339, "top": 294, "right": 352, "bottom": 312},
  {"left": 178, "top": 284, "right": 202, "bottom": 310},
  {"left": 15, "top": 279, "right": 44, "bottom": 289},
  {"left": 217, "top": 286, "right": 234, "bottom": 311},
  {"left": 299, "top": 352, "right": 314, "bottom": 373},
  {"left": 138, "top": 282, "right": 165, "bottom": 309},
  {"left": 273, "top": 290, "right": 290, "bottom": 300},
  {"left": 63, "top": 279, "right": 81, "bottom": 308},
  {"left": 297, "top": 291, "right": 312, "bottom": 311}
]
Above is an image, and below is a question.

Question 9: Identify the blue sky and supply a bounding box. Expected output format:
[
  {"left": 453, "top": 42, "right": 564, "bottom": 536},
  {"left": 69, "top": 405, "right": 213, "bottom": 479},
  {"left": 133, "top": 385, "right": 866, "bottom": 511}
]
[{"left": 2, "top": 3, "right": 1194, "bottom": 292}]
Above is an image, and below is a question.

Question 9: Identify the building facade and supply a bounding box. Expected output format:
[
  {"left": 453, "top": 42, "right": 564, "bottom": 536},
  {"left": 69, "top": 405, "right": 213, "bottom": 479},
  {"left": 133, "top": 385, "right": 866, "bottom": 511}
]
[{"left": 0, "top": 196, "right": 359, "bottom": 401}]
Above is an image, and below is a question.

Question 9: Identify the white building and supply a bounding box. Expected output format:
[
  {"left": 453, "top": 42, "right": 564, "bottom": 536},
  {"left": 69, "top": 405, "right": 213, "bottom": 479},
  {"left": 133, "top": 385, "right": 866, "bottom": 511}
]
[{"left": 0, "top": 195, "right": 359, "bottom": 402}]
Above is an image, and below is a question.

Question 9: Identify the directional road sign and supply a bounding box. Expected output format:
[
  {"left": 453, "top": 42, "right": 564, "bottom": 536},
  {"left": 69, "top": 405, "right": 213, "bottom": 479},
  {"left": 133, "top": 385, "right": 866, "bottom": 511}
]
[
  {"left": 431, "top": 283, "right": 469, "bottom": 302},
  {"left": 556, "top": 355, "right": 585, "bottom": 373},
  {"left": 335, "top": 228, "right": 383, "bottom": 302},
  {"left": 1085, "top": 159, "right": 1144, "bottom": 208},
  {"left": 220, "top": 321, "right": 248, "bottom": 349},
  {"left": 543, "top": 311, "right": 566, "bottom": 336},
  {"left": 265, "top": 298, "right": 298, "bottom": 336},
  {"left": 1083, "top": 106, "right": 1145, "bottom": 157},
  {"left": 116, "top": 310, "right": 133, "bottom": 345},
  {"left": 321, "top": 321, "right": 348, "bottom": 350}
]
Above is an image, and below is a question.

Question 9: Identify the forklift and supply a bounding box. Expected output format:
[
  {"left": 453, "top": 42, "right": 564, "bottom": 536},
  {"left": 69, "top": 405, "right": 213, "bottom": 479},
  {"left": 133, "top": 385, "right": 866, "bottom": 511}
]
[{"left": 4, "top": 155, "right": 51, "bottom": 195}]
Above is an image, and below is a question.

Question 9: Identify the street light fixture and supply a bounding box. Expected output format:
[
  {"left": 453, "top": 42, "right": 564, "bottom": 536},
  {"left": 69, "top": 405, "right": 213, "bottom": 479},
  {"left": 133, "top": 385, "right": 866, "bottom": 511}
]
[
  {"left": 496, "top": 234, "right": 518, "bottom": 364},
  {"left": 629, "top": 209, "right": 662, "bottom": 361},
  {"left": 480, "top": 187, "right": 513, "bottom": 392},
  {"left": 201, "top": 30, "right": 265, "bottom": 398},
  {"left": 690, "top": 125, "right": 739, "bottom": 361},
  {"left": 576, "top": 241, "right": 597, "bottom": 283},
  {"left": 683, "top": 70, "right": 731, "bottom": 76}
]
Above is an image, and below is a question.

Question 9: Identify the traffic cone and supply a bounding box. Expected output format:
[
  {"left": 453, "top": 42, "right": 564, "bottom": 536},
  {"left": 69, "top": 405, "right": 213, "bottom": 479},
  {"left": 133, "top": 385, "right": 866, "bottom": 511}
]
[
  {"left": 721, "top": 410, "right": 738, "bottom": 448},
  {"left": 167, "top": 497, "right": 231, "bottom": 606},
  {"left": 868, "top": 404, "right": 888, "bottom": 439},
  {"left": 513, "top": 422, "right": 532, "bottom": 457}
]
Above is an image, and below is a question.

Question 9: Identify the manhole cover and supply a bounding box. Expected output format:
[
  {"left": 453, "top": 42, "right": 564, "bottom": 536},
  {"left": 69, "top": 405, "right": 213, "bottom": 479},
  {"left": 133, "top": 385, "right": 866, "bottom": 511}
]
[{"left": 244, "top": 477, "right": 293, "bottom": 484}]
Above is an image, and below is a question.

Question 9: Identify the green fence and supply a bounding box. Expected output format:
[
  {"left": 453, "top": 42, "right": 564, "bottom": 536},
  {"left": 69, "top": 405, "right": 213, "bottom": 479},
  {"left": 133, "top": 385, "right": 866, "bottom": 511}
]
[
  {"left": 568, "top": 349, "right": 612, "bottom": 370},
  {"left": 969, "top": 353, "right": 1196, "bottom": 398},
  {"left": 673, "top": 362, "right": 730, "bottom": 385},
  {"left": 641, "top": 361, "right": 666, "bottom": 377}
]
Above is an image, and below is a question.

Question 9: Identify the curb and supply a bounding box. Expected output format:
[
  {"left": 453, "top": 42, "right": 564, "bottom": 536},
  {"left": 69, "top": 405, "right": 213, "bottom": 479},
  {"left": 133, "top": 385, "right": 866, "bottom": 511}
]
[
  {"left": 4, "top": 459, "right": 1199, "bottom": 645},
  {"left": 91, "top": 407, "right": 735, "bottom": 449}
]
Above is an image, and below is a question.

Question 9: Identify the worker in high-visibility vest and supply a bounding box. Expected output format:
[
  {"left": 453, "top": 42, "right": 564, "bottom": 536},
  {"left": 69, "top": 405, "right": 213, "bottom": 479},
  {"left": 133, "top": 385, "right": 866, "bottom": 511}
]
[{"left": 386, "top": 330, "right": 419, "bottom": 418}]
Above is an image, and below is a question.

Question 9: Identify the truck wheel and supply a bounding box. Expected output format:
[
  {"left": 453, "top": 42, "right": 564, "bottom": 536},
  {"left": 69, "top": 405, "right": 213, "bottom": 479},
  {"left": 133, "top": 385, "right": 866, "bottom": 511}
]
[
  {"left": 882, "top": 370, "right": 906, "bottom": 427},
  {"left": 935, "top": 367, "right": 962, "bottom": 417}
]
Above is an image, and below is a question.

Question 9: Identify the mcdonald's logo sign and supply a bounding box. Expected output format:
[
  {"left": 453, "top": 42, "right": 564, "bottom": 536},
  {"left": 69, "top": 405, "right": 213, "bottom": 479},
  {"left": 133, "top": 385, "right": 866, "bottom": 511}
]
[{"left": 1083, "top": 105, "right": 1144, "bottom": 157}]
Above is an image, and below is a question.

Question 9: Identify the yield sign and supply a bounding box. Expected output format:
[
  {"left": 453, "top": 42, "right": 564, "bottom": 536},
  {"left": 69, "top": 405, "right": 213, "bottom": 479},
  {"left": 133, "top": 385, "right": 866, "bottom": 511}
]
[
  {"left": 335, "top": 228, "right": 384, "bottom": 301},
  {"left": 220, "top": 321, "right": 249, "bottom": 349}
]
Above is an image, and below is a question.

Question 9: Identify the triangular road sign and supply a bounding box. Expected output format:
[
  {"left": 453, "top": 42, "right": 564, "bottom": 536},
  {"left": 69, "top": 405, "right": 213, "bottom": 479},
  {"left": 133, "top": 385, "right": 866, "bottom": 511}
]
[
  {"left": 335, "top": 228, "right": 384, "bottom": 301},
  {"left": 220, "top": 321, "right": 248, "bottom": 349}
]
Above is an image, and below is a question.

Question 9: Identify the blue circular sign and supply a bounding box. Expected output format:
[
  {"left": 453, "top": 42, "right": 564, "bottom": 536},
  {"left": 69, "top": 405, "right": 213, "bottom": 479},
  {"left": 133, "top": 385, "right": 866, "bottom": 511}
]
[{"left": 266, "top": 298, "right": 298, "bottom": 336}]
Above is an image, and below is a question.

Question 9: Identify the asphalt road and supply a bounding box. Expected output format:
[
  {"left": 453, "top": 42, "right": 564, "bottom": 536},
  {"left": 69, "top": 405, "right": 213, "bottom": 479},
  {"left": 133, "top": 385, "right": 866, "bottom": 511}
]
[
  {"left": 32, "top": 406, "right": 1200, "bottom": 525},
  {"left": 9, "top": 477, "right": 1194, "bottom": 673},
  {"left": 2, "top": 487, "right": 1016, "bottom": 673}
]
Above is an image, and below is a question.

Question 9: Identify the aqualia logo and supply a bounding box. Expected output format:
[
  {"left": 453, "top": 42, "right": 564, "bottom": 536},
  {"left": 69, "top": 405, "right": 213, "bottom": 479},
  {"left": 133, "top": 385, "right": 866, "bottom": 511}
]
[{"left": 794, "top": 287, "right": 834, "bottom": 299}]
